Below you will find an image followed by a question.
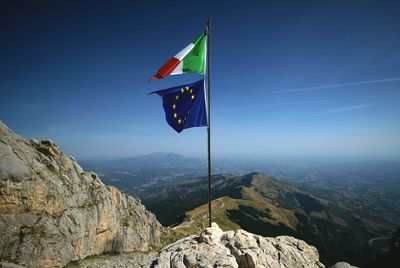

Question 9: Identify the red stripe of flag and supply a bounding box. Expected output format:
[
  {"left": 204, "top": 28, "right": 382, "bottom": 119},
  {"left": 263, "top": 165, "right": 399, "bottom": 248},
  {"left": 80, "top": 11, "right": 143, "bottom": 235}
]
[{"left": 150, "top": 57, "right": 180, "bottom": 80}]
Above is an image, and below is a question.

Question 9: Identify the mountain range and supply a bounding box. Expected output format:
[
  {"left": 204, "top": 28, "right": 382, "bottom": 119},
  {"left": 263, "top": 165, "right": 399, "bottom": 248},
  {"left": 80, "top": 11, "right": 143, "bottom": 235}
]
[
  {"left": 81, "top": 153, "right": 400, "bottom": 234},
  {"left": 80, "top": 152, "right": 400, "bottom": 266}
]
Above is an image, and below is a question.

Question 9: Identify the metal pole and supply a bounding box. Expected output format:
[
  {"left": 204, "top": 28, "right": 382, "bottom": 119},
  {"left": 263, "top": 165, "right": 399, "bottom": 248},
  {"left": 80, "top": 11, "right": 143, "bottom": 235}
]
[{"left": 206, "top": 19, "right": 212, "bottom": 227}]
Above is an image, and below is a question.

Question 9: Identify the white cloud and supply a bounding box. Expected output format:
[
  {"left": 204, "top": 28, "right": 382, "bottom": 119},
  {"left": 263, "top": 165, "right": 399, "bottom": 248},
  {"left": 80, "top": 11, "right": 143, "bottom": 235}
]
[
  {"left": 267, "top": 77, "right": 400, "bottom": 94},
  {"left": 310, "top": 103, "right": 375, "bottom": 117}
]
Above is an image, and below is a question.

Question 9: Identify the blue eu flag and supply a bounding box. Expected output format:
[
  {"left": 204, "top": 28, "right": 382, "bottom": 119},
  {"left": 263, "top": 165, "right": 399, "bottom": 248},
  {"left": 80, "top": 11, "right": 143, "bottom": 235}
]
[{"left": 150, "top": 79, "right": 208, "bottom": 133}]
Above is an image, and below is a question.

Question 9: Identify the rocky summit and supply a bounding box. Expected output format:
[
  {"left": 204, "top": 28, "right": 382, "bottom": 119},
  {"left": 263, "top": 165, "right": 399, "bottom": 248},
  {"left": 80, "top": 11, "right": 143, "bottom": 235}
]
[
  {"left": 151, "top": 222, "right": 325, "bottom": 268},
  {"left": 0, "top": 122, "right": 165, "bottom": 267}
]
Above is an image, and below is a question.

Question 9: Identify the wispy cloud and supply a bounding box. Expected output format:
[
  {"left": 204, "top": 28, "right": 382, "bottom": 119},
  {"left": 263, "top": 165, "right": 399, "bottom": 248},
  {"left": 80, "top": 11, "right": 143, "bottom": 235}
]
[
  {"left": 226, "top": 99, "right": 333, "bottom": 110},
  {"left": 310, "top": 103, "right": 375, "bottom": 117},
  {"left": 267, "top": 77, "right": 400, "bottom": 94}
]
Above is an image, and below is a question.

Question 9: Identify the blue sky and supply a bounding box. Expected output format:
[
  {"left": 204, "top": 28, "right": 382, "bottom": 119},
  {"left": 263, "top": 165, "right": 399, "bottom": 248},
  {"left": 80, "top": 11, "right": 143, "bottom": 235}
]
[{"left": 1, "top": 0, "right": 400, "bottom": 159}]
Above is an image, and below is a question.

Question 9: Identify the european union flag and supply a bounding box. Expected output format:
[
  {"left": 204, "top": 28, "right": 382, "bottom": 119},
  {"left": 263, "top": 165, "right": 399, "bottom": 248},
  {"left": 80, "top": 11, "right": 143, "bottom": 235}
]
[{"left": 150, "top": 79, "right": 208, "bottom": 133}]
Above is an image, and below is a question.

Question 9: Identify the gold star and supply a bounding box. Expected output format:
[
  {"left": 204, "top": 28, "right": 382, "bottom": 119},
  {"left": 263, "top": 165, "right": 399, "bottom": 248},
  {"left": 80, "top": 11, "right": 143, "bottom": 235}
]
[
  {"left": 175, "top": 95, "right": 179, "bottom": 100},
  {"left": 190, "top": 89, "right": 193, "bottom": 93},
  {"left": 178, "top": 119, "right": 182, "bottom": 124},
  {"left": 173, "top": 113, "right": 177, "bottom": 118},
  {"left": 172, "top": 104, "right": 176, "bottom": 109},
  {"left": 187, "top": 110, "right": 190, "bottom": 114},
  {"left": 181, "top": 88, "right": 185, "bottom": 94},
  {"left": 186, "top": 86, "right": 189, "bottom": 91},
  {"left": 191, "top": 95, "right": 195, "bottom": 100}
]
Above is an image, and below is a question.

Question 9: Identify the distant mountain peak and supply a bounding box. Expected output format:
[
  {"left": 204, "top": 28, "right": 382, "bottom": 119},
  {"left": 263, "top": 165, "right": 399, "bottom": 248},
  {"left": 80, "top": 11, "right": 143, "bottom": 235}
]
[{"left": 141, "top": 151, "right": 185, "bottom": 159}]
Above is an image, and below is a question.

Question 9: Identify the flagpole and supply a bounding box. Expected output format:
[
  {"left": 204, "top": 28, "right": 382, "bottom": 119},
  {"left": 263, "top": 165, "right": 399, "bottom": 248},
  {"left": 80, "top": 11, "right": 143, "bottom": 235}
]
[{"left": 206, "top": 19, "right": 212, "bottom": 227}]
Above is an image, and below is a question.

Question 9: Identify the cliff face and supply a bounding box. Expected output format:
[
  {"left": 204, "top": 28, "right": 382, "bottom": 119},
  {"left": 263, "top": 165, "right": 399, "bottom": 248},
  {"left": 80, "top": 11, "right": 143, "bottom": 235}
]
[{"left": 0, "top": 122, "right": 165, "bottom": 267}]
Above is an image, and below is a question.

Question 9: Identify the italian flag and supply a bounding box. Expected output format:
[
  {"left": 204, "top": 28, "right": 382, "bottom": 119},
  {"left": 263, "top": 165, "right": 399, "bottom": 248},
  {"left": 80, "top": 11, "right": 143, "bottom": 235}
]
[{"left": 150, "top": 33, "right": 207, "bottom": 80}]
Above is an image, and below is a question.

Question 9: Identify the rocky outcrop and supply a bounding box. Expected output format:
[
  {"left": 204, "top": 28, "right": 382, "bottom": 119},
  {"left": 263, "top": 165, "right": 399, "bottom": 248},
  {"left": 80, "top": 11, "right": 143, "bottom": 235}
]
[
  {"left": 0, "top": 122, "right": 165, "bottom": 267},
  {"left": 151, "top": 222, "right": 325, "bottom": 268}
]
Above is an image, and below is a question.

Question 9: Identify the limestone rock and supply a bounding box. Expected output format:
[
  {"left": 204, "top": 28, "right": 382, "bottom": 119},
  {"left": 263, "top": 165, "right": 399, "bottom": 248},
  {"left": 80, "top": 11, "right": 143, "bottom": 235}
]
[
  {"left": 0, "top": 122, "right": 166, "bottom": 267},
  {"left": 151, "top": 222, "right": 325, "bottom": 268},
  {"left": 63, "top": 251, "right": 159, "bottom": 268}
]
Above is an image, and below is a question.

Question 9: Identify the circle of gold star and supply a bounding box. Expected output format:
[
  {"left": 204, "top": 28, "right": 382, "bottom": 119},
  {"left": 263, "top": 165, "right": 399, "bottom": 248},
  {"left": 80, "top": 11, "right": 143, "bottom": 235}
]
[{"left": 170, "top": 86, "right": 197, "bottom": 126}]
